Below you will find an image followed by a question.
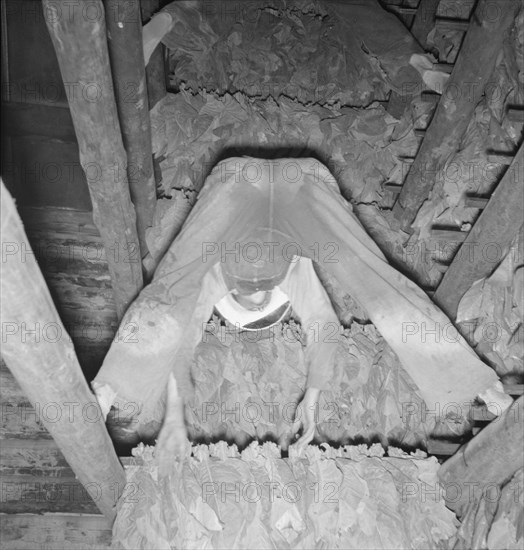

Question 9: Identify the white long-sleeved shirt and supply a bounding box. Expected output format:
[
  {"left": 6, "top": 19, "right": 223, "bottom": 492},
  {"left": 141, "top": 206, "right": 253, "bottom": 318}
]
[{"left": 179, "top": 256, "right": 340, "bottom": 391}]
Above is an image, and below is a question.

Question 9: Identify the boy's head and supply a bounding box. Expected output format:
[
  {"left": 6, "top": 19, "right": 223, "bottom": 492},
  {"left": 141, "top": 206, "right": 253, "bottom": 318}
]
[{"left": 221, "top": 233, "right": 290, "bottom": 296}]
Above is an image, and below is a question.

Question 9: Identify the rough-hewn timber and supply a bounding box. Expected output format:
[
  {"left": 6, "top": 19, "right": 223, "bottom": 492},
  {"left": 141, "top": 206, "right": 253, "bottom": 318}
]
[
  {"left": 105, "top": 0, "right": 156, "bottom": 257},
  {"left": 438, "top": 396, "right": 524, "bottom": 517},
  {"left": 42, "top": 0, "right": 143, "bottom": 319},
  {"left": 393, "top": 0, "right": 520, "bottom": 230},
  {"left": 433, "top": 144, "right": 524, "bottom": 318},
  {"left": 0, "top": 184, "right": 125, "bottom": 520}
]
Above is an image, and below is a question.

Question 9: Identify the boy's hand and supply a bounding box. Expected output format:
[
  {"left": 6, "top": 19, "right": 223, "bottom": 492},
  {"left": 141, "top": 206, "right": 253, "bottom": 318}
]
[{"left": 289, "top": 387, "right": 320, "bottom": 456}]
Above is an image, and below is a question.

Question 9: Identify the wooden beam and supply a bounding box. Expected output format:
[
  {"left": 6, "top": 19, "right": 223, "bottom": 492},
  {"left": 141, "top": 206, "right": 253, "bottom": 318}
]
[
  {"left": 410, "top": 0, "right": 441, "bottom": 49},
  {"left": 393, "top": 0, "right": 520, "bottom": 230},
  {"left": 433, "top": 145, "right": 524, "bottom": 318},
  {"left": 141, "top": 0, "right": 167, "bottom": 109},
  {"left": 0, "top": 183, "right": 126, "bottom": 520},
  {"left": 105, "top": 0, "right": 156, "bottom": 258},
  {"left": 438, "top": 396, "right": 524, "bottom": 517},
  {"left": 42, "top": 0, "right": 143, "bottom": 319}
]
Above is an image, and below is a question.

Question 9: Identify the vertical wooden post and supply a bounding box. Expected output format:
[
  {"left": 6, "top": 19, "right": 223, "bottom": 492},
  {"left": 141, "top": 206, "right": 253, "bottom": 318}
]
[
  {"left": 141, "top": 0, "right": 167, "bottom": 110},
  {"left": 433, "top": 145, "right": 524, "bottom": 319},
  {"left": 105, "top": 0, "right": 156, "bottom": 258},
  {"left": 0, "top": 182, "right": 126, "bottom": 520},
  {"left": 410, "top": 0, "right": 440, "bottom": 49},
  {"left": 42, "top": 0, "right": 143, "bottom": 320},
  {"left": 392, "top": 0, "right": 520, "bottom": 230}
]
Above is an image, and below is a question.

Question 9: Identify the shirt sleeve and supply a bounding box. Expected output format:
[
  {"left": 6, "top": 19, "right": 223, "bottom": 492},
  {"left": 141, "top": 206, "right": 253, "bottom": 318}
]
[
  {"left": 173, "top": 263, "right": 229, "bottom": 399},
  {"left": 279, "top": 256, "right": 340, "bottom": 390}
]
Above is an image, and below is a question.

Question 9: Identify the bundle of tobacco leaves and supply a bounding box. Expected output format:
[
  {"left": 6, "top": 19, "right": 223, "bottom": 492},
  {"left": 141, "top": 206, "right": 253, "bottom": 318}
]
[
  {"left": 186, "top": 317, "right": 433, "bottom": 450},
  {"left": 112, "top": 442, "right": 458, "bottom": 550},
  {"left": 160, "top": 0, "right": 424, "bottom": 105},
  {"left": 457, "top": 227, "right": 524, "bottom": 378},
  {"left": 147, "top": 89, "right": 415, "bottom": 264}
]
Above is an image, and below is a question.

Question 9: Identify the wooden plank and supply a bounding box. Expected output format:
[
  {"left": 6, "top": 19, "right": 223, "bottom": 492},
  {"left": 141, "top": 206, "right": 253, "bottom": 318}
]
[
  {"left": 1, "top": 360, "right": 51, "bottom": 440},
  {"left": 0, "top": 513, "right": 112, "bottom": 550},
  {"left": 0, "top": 474, "right": 99, "bottom": 514},
  {"left": 411, "top": 0, "right": 441, "bottom": 49},
  {"left": 487, "top": 153, "right": 513, "bottom": 165},
  {"left": 106, "top": 0, "right": 156, "bottom": 258},
  {"left": 503, "top": 384, "right": 524, "bottom": 395},
  {"left": 434, "top": 63, "right": 454, "bottom": 73},
  {"left": 42, "top": 0, "right": 143, "bottom": 319},
  {"left": 14, "top": 206, "right": 119, "bottom": 378},
  {"left": 464, "top": 196, "right": 489, "bottom": 208},
  {"left": 434, "top": 145, "right": 524, "bottom": 318},
  {"left": 430, "top": 228, "right": 468, "bottom": 242},
  {"left": 438, "top": 396, "right": 524, "bottom": 516},
  {"left": 435, "top": 17, "right": 470, "bottom": 32},
  {"left": 420, "top": 91, "right": 440, "bottom": 104},
  {"left": 7, "top": 135, "right": 92, "bottom": 211},
  {"left": 0, "top": 184, "right": 125, "bottom": 519},
  {"left": 470, "top": 407, "right": 496, "bottom": 422},
  {"left": 383, "top": 183, "right": 403, "bottom": 194},
  {"left": 0, "top": 438, "right": 66, "bottom": 467},
  {"left": 393, "top": 0, "right": 521, "bottom": 230},
  {"left": 1, "top": 439, "right": 140, "bottom": 470},
  {"left": 507, "top": 108, "right": 524, "bottom": 122},
  {"left": 427, "top": 440, "right": 460, "bottom": 455},
  {"left": 1, "top": 102, "right": 76, "bottom": 142},
  {"left": 19, "top": 207, "right": 99, "bottom": 235},
  {"left": 391, "top": 6, "right": 417, "bottom": 15}
]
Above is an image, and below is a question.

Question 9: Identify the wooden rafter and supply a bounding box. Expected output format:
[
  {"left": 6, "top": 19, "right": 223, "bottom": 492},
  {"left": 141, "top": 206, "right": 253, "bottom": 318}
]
[
  {"left": 42, "top": 0, "right": 143, "bottom": 320},
  {"left": 392, "top": 0, "right": 520, "bottom": 230},
  {"left": 105, "top": 0, "right": 156, "bottom": 258},
  {"left": 0, "top": 182, "right": 125, "bottom": 520},
  {"left": 433, "top": 144, "right": 524, "bottom": 319},
  {"left": 438, "top": 396, "right": 524, "bottom": 517}
]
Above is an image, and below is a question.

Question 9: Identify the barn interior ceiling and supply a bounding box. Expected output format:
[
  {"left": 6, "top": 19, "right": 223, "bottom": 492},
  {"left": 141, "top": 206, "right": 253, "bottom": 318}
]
[{"left": 0, "top": 1, "right": 523, "bottom": 549}]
